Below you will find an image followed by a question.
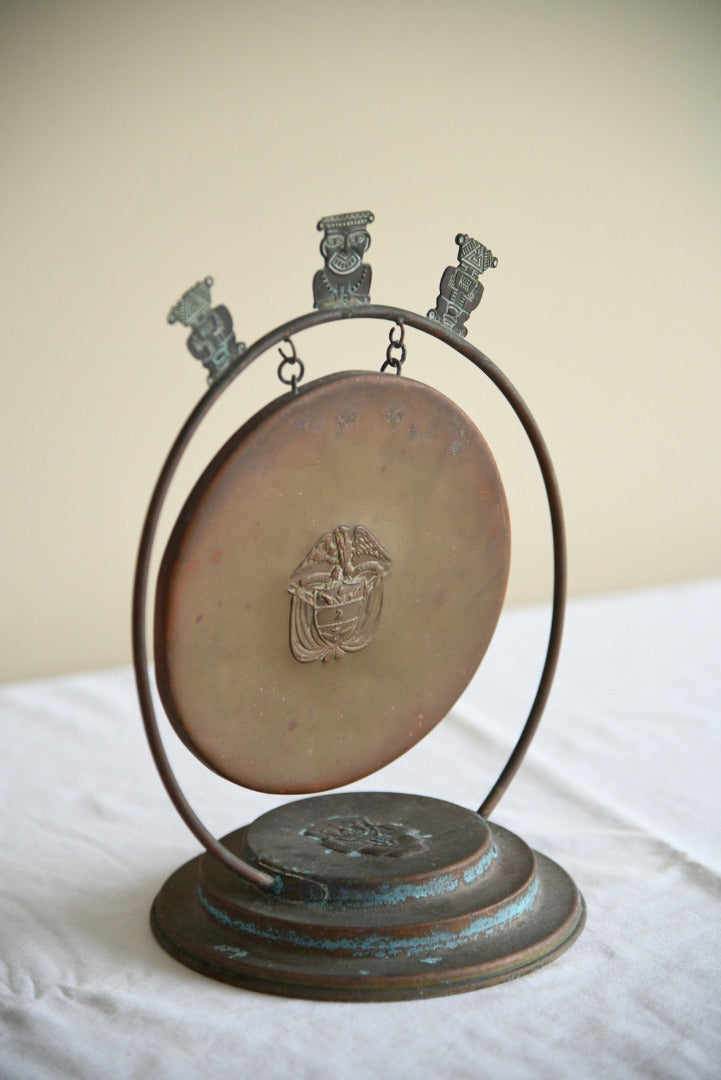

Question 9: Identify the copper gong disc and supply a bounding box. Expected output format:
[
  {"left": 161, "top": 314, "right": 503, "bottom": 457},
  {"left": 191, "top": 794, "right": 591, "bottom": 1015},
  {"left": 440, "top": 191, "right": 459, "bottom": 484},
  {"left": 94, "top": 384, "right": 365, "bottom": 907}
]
[{"left": 155, "top": 371, "right": 510, "bottom": 793}]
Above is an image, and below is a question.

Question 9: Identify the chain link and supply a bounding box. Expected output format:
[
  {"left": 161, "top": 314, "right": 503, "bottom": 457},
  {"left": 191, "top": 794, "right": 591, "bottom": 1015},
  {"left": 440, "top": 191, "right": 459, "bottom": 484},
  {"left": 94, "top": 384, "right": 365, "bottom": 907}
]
[
  {"left": 381, "top": 320, "right": 406, "bottom": 375},
  {"left": 277, "top": 338, "right": 305, "bottom": 394}
]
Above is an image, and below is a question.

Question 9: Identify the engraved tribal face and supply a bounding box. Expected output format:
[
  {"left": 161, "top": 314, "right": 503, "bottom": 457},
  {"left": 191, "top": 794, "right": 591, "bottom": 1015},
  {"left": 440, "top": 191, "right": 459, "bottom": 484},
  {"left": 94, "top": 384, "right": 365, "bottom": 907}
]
[
  {"left": 320, "top": 225, "right": 370, "bottom": 276},
  {"left": 313, "top": 211, "right": 374, "bottom": 309}
]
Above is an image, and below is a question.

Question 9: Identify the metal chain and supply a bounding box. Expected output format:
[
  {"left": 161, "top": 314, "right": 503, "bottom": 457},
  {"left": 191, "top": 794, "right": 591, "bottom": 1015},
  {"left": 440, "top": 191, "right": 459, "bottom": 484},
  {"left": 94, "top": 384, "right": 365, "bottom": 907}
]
[
  {"left": 277, "top": 337, "right": 305, "bottom": 394},
  {"left": 381, "top": 320, "right": 406, "bottom": 375}
]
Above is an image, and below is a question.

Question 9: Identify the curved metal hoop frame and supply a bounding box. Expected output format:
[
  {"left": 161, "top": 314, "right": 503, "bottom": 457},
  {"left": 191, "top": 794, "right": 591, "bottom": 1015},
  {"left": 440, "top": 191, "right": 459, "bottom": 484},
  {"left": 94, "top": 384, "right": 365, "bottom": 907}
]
[{"left": 132, "top": 304, "right": 566, "bottom": 891}]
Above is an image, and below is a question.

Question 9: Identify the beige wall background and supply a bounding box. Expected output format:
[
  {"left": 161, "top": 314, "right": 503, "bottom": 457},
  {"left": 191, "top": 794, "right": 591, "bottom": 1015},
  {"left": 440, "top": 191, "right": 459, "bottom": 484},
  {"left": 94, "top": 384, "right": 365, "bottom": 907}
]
[{"left": 1, "top": 0, "right": 719, "bottom": 684}]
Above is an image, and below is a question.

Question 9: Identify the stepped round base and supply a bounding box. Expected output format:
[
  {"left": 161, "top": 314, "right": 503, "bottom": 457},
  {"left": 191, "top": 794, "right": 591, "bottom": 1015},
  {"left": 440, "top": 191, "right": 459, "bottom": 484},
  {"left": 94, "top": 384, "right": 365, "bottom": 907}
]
[{"left": 151, "top": 793, "right": 585, "bottom": 1001}]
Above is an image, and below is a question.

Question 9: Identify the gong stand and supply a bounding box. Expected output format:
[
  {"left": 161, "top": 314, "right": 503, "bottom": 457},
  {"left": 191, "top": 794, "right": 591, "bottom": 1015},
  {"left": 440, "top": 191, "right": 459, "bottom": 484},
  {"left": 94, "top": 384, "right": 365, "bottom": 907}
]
[{"left": 133, "top": 215, "right": 584, "bottom": 1000}]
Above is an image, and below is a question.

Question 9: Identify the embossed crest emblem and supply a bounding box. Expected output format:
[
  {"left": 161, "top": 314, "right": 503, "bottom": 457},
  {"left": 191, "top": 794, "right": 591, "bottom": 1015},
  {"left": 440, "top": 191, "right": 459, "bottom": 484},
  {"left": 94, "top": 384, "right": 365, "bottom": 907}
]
[{"left": 288, "top": 524, "right": 391, "bottom": 663}]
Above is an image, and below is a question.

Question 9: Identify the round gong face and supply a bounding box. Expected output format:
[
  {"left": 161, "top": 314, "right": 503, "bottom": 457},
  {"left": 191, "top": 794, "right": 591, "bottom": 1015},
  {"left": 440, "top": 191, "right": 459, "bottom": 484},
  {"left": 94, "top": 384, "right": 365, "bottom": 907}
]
[{"left": 155, "top": 371, "right": 510, "bottom": 793}]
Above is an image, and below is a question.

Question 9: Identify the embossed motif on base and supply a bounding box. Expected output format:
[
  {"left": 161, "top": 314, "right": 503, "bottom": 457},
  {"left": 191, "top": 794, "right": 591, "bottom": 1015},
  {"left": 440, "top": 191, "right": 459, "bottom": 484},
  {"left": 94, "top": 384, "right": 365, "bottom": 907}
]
[
  {"left": 288, "top": 525, "right": 391, "bottom": 663},
  {"left": 301, "top": 817, "right": 430, "bottom": 857}
]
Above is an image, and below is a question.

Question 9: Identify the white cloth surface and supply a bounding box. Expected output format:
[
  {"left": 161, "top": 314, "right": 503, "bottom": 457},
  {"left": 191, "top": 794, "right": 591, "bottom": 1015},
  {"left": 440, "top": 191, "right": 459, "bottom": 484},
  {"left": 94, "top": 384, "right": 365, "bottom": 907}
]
[{"left": 1, "top": 580, "right": 719, "bottom": 1079}]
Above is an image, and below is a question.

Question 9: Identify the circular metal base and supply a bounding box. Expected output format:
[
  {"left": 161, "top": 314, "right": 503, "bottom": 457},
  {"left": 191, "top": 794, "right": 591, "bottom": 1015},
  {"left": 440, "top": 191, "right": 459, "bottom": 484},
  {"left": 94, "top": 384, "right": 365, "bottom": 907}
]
[{"left": 151, "top": 793, "right": 585, "bottom": 1001}]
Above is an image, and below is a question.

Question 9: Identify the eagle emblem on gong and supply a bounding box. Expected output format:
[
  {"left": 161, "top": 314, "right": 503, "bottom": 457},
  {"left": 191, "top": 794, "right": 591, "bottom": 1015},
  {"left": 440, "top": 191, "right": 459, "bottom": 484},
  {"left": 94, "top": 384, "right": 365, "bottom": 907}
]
[{"left": 288, "top": 525, "right": 392, "bottom": 663}]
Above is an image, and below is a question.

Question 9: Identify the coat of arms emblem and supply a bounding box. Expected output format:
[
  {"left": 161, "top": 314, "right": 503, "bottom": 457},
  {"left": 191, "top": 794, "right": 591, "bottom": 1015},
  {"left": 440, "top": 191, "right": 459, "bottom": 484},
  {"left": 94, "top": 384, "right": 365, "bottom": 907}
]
[{"left": 288, "top": 524, "right": 392, "bottom": 663}]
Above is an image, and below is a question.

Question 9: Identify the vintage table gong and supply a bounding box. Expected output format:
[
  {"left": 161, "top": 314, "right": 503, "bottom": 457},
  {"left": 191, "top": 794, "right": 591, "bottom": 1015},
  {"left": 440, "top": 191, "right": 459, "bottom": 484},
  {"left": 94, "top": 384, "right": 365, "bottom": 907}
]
[{"left": 133, "top": 213, "right": 585, "bottom": 1000}]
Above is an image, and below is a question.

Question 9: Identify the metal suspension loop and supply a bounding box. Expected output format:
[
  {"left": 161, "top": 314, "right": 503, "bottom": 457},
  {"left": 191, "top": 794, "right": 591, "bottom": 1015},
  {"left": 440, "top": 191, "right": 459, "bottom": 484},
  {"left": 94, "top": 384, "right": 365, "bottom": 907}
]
[
  {"left": 132, "top": 303, "right": 565, "bottom": 889},
  {"left": 381, "top": 319, "right": 407, "bottom": 374},
  {"left": 277, "top": 337, "right": 305, "bottom": 393}
]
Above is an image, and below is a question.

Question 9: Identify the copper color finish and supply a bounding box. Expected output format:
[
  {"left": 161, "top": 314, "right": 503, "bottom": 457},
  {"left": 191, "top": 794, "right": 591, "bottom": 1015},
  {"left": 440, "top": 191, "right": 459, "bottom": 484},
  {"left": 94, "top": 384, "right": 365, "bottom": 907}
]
[
  {"left": 155, "top": 372, "right": 510, "bottom": 794},
  {"left": 134, "top": 298, "right": 585, "bottom": 995},
  {"left": 151, "top": 792, "right": 586, "bottom": 1001}
]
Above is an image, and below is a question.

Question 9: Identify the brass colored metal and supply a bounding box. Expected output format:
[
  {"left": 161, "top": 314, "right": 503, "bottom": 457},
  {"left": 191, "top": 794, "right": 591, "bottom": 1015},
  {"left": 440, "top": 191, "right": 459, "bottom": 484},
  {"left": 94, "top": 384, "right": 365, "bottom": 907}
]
[
  {"left": 155, "top": 372, "right": 510, "bottom": 794},
  {"left": 151, "top": 792, "right": 586, "bottom": 1001}
]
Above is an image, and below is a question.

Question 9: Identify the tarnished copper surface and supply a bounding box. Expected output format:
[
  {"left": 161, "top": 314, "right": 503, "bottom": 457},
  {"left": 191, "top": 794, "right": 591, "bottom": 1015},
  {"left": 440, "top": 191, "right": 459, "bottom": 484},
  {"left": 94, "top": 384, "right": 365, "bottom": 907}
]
[
  {"left": 155, "top": 371, "right": 510, "bottom": 793},
  {"left": 150, "top": 793, "right": 586, "bottom": 1000}
]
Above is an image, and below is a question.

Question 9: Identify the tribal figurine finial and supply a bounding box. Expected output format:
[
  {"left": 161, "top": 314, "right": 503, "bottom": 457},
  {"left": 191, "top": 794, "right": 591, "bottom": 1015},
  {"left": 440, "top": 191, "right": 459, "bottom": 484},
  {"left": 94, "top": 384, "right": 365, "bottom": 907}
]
[
  {"left": 167, "top": 276, "right": 245, "bottom": 384},
  {"left": 428, "top": 234, "right": 498, "bottom": 338},
  {"left": 313, "top": 211, "right": 374, "bottom": 309}
]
